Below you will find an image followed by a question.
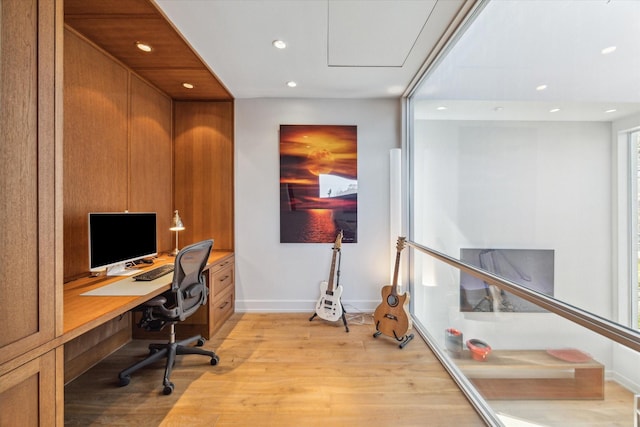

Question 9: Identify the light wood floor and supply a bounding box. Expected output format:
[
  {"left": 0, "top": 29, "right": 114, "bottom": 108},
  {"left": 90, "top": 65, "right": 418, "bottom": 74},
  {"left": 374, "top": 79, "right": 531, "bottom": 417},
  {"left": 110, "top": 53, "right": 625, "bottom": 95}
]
[
  {"left": 65, "top": 312, "right": 485, "bottom": 426},
  {"left": 65, "top": 312, "right": 637, "bottom": 426},
  {"left": 489, "top": 381, "right": 635, "bottom": 427}
]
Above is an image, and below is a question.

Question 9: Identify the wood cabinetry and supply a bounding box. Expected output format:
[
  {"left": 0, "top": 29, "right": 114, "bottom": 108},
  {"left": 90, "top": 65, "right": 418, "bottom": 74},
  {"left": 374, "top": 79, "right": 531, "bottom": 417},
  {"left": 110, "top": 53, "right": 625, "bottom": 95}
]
[
  {"left": 0, "top": 0, "right": 62, "bottom": 425},
  {"left": 1, "top": 0, "right": 234, "bottom": 424},
  {"left": 185, "top": 253, "right": 236, "bottom": 339},
  {"left": 0, "top": 349, "right": 60, "bottom": 426},
  {"left": 205, "top": 254, "right": 236, "bottom": 338}
]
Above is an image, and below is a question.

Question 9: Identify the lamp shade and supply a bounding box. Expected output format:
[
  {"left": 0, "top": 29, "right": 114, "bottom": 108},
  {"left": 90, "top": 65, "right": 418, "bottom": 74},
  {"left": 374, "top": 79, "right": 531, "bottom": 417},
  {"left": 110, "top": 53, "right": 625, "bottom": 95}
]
[{"left": 169, "top": 210, "right": 185, "bottom": 231}]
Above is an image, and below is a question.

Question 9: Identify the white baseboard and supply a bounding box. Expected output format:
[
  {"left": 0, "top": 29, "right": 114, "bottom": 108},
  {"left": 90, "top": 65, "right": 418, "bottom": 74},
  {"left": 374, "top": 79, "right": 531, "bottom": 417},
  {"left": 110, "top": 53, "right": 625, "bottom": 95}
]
[
  {"left": 235, "top": 299, "right": 378, "bottom": 313},
  {"left": 611, "top": 370, "right": 640, "bottom": 394}
]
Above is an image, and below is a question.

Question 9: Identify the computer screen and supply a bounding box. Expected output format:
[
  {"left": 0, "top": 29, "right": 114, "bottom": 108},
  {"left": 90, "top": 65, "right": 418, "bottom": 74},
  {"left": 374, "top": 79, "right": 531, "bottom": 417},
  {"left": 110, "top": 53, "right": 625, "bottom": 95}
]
[{"left": 88, "top": 212, "right": 158, "bottom": 275}]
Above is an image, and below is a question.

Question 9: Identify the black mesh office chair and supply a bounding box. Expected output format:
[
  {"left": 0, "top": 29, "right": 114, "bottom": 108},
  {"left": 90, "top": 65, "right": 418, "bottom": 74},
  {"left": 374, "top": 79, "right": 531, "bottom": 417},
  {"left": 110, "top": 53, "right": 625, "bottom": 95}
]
[{"left": 118, "top": 239, "right": 219, "bottom": 395}]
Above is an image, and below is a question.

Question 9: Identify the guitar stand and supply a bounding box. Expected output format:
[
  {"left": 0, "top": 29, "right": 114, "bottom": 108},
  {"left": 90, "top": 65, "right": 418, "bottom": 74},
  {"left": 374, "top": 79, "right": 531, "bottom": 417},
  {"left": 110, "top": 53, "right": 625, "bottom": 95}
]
[
  {"left": 373, "top": 325, "right": 414, "bottom": 349},
  {"left": 309, "top": 303, "right": 349, "bottom": 333}
]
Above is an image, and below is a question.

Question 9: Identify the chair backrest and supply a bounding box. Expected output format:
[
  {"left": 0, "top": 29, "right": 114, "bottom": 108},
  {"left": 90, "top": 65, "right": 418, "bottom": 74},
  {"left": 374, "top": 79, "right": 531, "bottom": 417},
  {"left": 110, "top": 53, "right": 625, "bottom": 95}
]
[{"left": 172, "top": 239, "right": 214, "bottom": 321}]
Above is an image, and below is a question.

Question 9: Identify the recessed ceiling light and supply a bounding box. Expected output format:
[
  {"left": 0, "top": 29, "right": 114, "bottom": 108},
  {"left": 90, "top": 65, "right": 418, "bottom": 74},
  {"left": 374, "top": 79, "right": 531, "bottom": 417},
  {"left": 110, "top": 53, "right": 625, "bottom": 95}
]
[
  {"left": 549, "top": 108, "right": 561, "bottom": 113},
  {"left": 135, "top": 41, "right": 152, "bottom": 52},
  {"left": 536, "top": 84, "right": 547, "bottom": 91},
  {"left": 605, "top": 109, "right": 617, "bottom": 113},
  {"left": 601, "top": 46, "right": 617, "bottom": 55},
  {"left": 272, "top": 40, "right": 287, "bottom": 49},
  {"left": 494, "top": 106, "right": 503, "bottom": 112},
  {"left": 287, "top": 81, "right": 297, "bottom": 88},
  {"left": 182, "top": 82, "right": 194, "bottom": 89},
  {"left": 436, "top": 106, "right": 447, "bottom": 111}
]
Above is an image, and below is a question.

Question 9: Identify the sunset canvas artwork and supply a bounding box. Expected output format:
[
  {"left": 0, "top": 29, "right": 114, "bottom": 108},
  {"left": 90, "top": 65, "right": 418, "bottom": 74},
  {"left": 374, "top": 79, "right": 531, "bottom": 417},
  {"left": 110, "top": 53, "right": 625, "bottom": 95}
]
[{"left": 280, "top": 125, "right": 358, "bottom": 243}]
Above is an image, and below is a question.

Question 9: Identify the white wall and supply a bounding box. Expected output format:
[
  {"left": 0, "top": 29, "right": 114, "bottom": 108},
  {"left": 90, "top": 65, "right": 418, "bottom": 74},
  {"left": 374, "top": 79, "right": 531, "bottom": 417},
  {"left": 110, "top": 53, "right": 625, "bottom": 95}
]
[
  {"left": 234, "top": 98, "right": 400, "bottom": 312},
  {"left": 411, "top": 120, "right": 614, "bottom": 366}
]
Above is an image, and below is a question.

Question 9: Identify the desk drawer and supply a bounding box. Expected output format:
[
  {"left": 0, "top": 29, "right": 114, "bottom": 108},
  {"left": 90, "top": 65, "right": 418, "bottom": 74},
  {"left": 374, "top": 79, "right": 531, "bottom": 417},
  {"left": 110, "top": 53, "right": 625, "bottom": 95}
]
[
  {"left": 211, "top": 287, "right": 234, "bottom": 333},
  {"left": 209, "top": 255, "right": 234, "bottom": 274},
  {"left": 212, "top": 264, "right": 233, "bottom": 295}
]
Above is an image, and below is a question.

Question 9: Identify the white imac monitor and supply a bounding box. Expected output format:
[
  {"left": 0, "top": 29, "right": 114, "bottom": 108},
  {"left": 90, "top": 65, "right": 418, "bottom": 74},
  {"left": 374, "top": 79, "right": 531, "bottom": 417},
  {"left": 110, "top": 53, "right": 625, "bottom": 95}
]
[{"left": 88, "top": 212, "right": 158, "bottom": 276}]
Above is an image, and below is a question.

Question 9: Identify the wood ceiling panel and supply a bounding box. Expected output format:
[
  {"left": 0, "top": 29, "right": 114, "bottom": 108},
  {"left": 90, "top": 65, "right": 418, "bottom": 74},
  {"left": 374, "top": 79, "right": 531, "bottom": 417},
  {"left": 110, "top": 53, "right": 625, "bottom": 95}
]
[
  {"left": 64, "top": 17, "right": 203, "bottom": 69},
  {"left": 136, "top": 69, "right": 232, "bottom": 101},
  {"left": 64, "top": 0, "right": 233, "bottom": 100},
  {"left": 65, "top": 0, "right": 157, "bottom": 16}
]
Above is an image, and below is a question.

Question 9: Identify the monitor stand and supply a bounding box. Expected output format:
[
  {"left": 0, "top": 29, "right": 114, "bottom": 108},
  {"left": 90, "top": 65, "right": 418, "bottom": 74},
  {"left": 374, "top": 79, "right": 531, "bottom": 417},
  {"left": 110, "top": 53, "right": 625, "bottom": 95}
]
[{"left": 106, "top": 263, "right": 138, "bottom": 276}]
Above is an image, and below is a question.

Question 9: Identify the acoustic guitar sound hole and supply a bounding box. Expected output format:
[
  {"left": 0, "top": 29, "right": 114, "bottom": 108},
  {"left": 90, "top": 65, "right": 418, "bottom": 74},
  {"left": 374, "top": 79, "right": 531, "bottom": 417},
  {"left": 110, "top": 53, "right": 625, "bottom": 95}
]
[{"left": 386, "top": 295, "right": 399, "bottom": 307}]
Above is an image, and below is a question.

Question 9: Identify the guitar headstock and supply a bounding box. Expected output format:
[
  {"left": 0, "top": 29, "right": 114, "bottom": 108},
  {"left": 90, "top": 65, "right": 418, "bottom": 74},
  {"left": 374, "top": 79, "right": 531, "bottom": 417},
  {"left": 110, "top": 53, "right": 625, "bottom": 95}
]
[
  {"left": 396, "top": 236, "right": 406, "bottom": 252},
  {"left": 334, "top": 230, "right": 344, "bottom": 250}
]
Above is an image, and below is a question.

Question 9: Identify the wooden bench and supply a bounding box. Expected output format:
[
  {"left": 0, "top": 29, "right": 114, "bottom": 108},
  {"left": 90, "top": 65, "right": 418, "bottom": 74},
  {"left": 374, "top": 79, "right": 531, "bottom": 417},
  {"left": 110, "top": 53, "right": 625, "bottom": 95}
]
[{"left": 455, "top": 349, "right": 604, "bottom": 400}]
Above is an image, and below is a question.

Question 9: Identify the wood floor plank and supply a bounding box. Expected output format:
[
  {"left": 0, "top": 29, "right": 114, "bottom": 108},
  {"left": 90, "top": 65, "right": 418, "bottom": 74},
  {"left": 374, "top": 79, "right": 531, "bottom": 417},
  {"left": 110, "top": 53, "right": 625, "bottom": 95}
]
[{"left": 65, "top": 313, "right": 485, "bottom": 426}]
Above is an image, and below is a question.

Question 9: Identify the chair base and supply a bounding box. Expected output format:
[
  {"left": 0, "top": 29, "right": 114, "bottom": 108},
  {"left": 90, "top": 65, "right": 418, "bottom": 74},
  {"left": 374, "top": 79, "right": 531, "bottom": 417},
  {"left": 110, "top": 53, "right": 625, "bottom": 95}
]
[{"left": 118, "top": 334, "right": 219, "bottom": 395}]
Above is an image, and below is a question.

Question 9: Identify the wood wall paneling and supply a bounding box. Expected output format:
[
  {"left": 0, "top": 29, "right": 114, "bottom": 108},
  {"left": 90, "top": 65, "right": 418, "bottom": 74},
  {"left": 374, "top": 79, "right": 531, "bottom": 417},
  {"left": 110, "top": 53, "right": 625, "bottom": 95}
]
[
  {"left": 0, "top": 0, "right": 58, "bottom": 367},
  {"left": 0, "top": 0, "right": 61, "bottom": 424},
  {"left": 64, "top": 29, "right": 178, "bottom": 279},
  {"left": 0, "top": 350, "right": 58, "bottom": 426},
  {"left": 129, "top": 75, "right": 173, "bottom": 253},
  {"left": 2, "top": 0, "right": 37, "bottom": 344},
  {"left": 63, "top": 28, "right": 130, "bottom": 280},
  {"left": 1, "top": 0, "right": 39, "bottom": 351},
  {"left": 174, "top": 102, "right": 234, "bottom": 251}
]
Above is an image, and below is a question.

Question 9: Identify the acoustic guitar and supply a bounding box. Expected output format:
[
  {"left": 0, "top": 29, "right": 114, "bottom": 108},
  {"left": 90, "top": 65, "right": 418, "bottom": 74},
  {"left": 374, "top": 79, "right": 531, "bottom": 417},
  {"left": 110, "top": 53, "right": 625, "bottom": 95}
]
[
  {"left": 373, "top": 237, "right": 413, "bottom": 347},
  {"left": 314, "top": 231, "right": 344, "bottom": 322}
]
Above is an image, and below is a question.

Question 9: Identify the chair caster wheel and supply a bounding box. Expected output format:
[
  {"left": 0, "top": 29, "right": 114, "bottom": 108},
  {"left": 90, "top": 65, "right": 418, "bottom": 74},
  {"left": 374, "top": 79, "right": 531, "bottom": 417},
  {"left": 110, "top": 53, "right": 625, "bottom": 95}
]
[
  {"left": 163, "top": 382, "right": 174, "bottom": 395},
  {"left": 196, "top": 338, "right": 206, "bottom": 347},
  {"left": 210, "top": 355, "right": 220, "bottom": 366},
  {"left": 118, "top": 375, "right": 130, "bottom": 387}
]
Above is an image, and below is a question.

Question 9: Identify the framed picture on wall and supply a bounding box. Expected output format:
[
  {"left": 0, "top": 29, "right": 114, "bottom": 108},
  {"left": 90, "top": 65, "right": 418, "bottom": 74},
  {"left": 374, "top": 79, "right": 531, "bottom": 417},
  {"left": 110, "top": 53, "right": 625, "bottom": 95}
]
[
  {"left": 459, "top": 248, "right": 554, "bottom": 313},
  {"left": 279, "top": 124, "right": 358, "bottom": 243}
]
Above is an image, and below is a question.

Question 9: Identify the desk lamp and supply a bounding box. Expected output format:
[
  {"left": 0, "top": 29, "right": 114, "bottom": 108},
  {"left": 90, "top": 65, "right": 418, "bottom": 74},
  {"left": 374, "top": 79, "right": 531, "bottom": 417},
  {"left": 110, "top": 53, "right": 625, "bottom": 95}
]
[{"left": 169, "top": 210, "right": 185, "bottom": 256}]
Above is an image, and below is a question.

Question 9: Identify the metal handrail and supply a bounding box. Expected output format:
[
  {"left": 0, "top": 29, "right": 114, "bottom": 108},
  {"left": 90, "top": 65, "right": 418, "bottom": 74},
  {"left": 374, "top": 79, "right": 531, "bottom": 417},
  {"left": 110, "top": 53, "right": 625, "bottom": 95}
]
[{"left": 406, "top": 240, "right": 640, "bottom": 353}]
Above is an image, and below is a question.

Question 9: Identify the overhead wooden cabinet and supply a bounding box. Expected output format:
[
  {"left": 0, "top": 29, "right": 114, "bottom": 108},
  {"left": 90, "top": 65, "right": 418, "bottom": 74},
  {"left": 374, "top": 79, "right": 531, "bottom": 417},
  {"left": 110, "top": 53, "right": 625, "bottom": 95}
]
[{"left": 0, "top": 0, "right": 62, "bottom": 425}]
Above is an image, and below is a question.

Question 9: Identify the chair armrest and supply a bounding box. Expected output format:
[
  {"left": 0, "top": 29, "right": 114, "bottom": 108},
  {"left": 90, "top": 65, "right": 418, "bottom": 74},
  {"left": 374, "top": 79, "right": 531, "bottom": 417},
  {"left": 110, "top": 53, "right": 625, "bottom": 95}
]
[{"left": 144, "top": 296, "right": 167, "bottom": 307}]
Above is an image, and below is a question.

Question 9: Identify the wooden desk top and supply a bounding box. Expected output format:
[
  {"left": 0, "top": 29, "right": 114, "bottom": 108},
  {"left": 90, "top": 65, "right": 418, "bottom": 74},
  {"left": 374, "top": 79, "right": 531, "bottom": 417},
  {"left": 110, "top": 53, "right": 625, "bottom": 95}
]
[{"left": 63, "top": 251, "right": 233, "bottom": 342}]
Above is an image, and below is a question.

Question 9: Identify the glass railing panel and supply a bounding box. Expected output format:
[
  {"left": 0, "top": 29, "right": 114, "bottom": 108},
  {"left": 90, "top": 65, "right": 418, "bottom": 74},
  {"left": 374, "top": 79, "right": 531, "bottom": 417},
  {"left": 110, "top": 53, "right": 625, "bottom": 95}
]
[{"left": 410, "top": 248, "right": 640, "bottom": 427}]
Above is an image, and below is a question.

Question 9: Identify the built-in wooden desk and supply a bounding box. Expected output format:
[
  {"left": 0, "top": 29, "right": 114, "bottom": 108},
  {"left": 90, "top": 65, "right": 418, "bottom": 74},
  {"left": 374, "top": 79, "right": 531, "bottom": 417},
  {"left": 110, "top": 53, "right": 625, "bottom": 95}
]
[
  {"left": 63, "top": 251, "right": 234, "bottom": 382},
  {"left": 63, "top": 261, "right": 170, "bottom": 340}
]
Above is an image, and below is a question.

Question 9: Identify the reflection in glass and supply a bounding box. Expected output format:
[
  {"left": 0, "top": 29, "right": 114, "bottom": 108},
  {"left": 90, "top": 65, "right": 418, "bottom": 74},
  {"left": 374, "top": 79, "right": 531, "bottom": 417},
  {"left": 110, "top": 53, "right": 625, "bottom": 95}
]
[{"left": 408, "top": 1, "right": 640, "bottom": 425}]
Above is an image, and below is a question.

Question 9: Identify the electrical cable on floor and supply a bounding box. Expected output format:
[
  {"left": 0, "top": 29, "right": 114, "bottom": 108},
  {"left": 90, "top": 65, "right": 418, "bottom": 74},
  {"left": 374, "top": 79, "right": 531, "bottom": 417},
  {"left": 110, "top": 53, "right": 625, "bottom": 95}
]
[{"left": 342, "top": 304, "right": 374, "bottom": 325}]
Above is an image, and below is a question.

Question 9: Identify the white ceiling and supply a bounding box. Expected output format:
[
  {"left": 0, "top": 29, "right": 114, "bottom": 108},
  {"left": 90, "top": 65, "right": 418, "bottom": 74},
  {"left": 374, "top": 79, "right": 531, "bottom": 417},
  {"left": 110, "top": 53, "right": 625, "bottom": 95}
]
[
  {"left": 153, "top": 0, "right": 640, "bottom": 123},
  {"left": 414, "top": 0, "right": 640, "bottom": 121},
  {"left": 153, "top": 0, "right": 468, "bottom": 98}
]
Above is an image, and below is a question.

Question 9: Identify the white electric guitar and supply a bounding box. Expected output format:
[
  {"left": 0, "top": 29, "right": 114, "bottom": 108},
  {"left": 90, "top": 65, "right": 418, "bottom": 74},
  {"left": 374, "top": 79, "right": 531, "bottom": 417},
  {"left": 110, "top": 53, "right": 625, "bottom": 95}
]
[{"left": 314, "top": 231, "right": 344, "bottom": 322}]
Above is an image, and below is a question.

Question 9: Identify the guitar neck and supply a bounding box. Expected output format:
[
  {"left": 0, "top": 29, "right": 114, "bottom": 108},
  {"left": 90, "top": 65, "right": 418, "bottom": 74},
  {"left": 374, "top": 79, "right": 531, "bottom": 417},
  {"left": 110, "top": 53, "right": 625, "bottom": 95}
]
[
  {"left": 326, "top": 249, "right": 338, "bottom": 291},
  {"left": 390, "top": 250, "right": 401, "bottom": 296}
]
